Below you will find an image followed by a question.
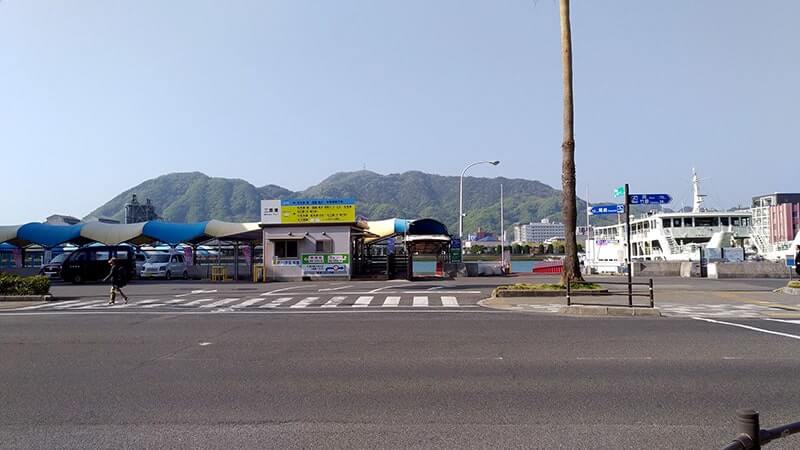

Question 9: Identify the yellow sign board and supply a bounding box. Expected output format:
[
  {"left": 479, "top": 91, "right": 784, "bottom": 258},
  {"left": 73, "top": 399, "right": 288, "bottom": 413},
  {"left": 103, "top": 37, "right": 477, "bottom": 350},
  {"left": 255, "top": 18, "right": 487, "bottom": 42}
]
[{"left": 279, "top": 199, "right": 356, "bottom": 224}]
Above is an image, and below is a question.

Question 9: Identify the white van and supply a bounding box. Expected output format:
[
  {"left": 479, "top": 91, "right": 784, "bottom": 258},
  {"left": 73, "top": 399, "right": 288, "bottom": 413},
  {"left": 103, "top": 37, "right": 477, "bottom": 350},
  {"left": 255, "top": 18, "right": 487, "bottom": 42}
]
[{"left": 141, "top": 253, "right": 189, "bottom": 280}]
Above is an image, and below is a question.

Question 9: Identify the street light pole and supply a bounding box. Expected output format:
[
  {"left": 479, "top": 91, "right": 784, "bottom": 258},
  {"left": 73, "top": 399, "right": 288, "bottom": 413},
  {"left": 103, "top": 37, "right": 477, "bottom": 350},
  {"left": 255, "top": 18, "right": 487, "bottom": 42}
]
[{"left": 459, "top": 160, "right": 500, "bottom": 239}]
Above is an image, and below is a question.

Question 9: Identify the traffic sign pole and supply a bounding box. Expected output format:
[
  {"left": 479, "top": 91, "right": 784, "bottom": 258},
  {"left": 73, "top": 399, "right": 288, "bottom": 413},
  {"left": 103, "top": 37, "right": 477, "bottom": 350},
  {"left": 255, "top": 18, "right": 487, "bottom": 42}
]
[{"left": 625, "top": 183, "right": 633, "bottom": 306}]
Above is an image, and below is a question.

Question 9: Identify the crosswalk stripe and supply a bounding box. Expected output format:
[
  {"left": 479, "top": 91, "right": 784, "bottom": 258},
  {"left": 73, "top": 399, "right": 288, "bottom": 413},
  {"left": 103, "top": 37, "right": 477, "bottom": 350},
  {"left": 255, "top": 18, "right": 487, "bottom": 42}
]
[
  {"left": 290, "top": 297, "right": 320, "bottom": 308},
  {"left": 75, "top": 300, "right": 112, "bottom": 309},
  {"left": 441, "top": 296, "right": 459, "bottom": 307},
  {"left": 382, "top": 296, "right": 400, "bottom": 307},
  {"left": 200, "top": 298, "right": 241, "bottom": 308},
  {"left": 182, "top": 298, "right": 214, "bottom": 307},
  {"left": 322, "top": 296, "right": 347, "bottom": 308},
  {"left": 259, "top": 297, "right": 293, "bottom": 308},
  {"left": 232, "top": 298, "right": 265, "bottom": 308},
  {"left": 16, "top": 300, "right": 81, "bottom": 310},
  {"left": 353, "top": 296, "right": 373, "bottom": 308},
  {"left": 413, "top": 296, "right": 428, "bottom": 307},
  {"left": 141, "top": 298, "right": 186, "bottom": 308},
  {"left": 57, "top": 300, "right": 103, "bottom": 309}
]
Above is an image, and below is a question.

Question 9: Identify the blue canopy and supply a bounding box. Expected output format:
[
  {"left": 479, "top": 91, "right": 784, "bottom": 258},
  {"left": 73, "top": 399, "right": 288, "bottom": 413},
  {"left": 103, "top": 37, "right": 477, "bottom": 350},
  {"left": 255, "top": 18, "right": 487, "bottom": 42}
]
[
  {"left": 17, "top": 223, "right": 85, "bottom": 248},
  {"left": 142, "top": 221, "right": 209, "bottom": 245}
]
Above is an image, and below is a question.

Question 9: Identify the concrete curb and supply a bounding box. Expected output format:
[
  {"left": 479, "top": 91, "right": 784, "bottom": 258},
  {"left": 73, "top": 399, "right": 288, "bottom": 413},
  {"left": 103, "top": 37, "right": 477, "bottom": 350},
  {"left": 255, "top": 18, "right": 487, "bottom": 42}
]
[
  {"left": 0, "top": 294, "right": 53, "bottom": 302},
  {"left": 778, "top": 287, "right": 800, "bottom": 296},
  {"left": 559, "top": 305, "right": 662, "bottom": 317},
  {"left": 493, "top": 289, "right": 609, "bottom": 298}
]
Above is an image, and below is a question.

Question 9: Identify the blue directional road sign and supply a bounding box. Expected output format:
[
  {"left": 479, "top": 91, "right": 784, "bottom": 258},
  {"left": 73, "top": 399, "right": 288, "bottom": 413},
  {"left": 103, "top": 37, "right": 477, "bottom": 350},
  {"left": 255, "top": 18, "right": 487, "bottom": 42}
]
[
  {"left": 589, "top": 204, "right": 624, "bottom": 215},
  {"left": 628, "top": 193, "right": 672, "bottom": 205}
]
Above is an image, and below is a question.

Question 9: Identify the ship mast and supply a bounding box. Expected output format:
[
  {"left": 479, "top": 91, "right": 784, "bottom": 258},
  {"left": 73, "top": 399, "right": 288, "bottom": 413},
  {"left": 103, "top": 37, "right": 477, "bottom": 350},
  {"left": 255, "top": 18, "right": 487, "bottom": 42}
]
[{"left": 691, "top": 168, "right": 706, "bottom": 213}]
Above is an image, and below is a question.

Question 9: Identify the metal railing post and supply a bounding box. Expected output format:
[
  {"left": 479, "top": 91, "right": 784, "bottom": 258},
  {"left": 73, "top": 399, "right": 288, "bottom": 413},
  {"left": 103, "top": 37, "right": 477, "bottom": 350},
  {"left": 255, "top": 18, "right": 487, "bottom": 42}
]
[
  {"left": 649, "top": 278, "right": 654, "bottom": 308},
  {"left": 737, "top": 409, "right": 761, "bottom": 450},
  {"left": 566, "top": 276, "right": 571, "bottom": 306}
]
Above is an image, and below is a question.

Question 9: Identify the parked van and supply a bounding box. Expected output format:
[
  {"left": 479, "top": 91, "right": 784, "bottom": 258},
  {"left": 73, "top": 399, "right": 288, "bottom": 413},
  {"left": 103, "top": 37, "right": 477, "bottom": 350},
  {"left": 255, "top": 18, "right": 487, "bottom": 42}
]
[
  {"left": 140, "top": 252, "right": 189, "bottom": 280},
  {"left": 61, "top": 246, "right": 136, "bottom": 284}
]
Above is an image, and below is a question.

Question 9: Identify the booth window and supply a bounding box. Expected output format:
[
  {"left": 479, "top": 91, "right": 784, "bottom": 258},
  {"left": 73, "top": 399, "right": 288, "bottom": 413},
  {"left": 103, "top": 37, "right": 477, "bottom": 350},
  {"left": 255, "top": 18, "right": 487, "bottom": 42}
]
[
  {"left": 274, "top": 240, "right": 298, "bottom": 258},
  {"left": 315, "top": 240, "right": 332, "bottom": 253}
]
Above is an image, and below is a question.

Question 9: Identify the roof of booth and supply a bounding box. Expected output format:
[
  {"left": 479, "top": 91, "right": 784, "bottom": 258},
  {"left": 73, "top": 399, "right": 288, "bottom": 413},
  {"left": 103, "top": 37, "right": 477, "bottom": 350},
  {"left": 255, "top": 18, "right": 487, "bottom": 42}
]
[{"left": 0, "top": 221, "right": 262, "bottom": 247}]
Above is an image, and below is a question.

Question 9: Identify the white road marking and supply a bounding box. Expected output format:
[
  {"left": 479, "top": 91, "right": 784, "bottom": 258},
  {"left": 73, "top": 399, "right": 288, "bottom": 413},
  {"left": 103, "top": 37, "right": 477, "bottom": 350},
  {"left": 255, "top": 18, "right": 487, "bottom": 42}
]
[
  {"left": 441, "top": 296, "right": 459, "bottom": 307},
  {"left": 693, "top": 317, "right": 800, "bottom": 341},
  {"left": 258, "top": 290, "right": 480, "bottom": 296},
  {"left": 353, "top": 296, "right": 373, "bottom": 308},
  {"left": 321, "top": 296, "right": 347, "bottom": 308},
  {"left": 382, "top": 296, "right": 400, "bottom": 307},
  {"left": 198, "top": 342, "right": 212, "bottom": 346},
  {"left": 260, "top": 286, "right": 314, "bottom": 296},
  {"left": 427, "top": 286, "right": 443, "bottom": 291},
  {"left": 232, "top": 298, "right": 265, "bottom": 309},
  {"left": 176, "top": 289, "right": 217, "bottom": 297},
  {"left": 766, "top": 319, "right": 800, "bottom": 325},
  {"left": 413, "top": 296, "right": 428, "bottom": 307},
  {"left": 290, "top": 297, "right": 320, "bottom": 308},
  {"left": 259, "top": 297, "right": 293, "bottom": 308},
  {"left": 368, "top": 286, "right": 394, "bottom": 293},
  {"left": 200, "top": 298, "right": 241, "bottom": 308},
  {"left": 576, "top": 357, "right": 653, "bottom": 361},
  {"left": 75, "top": 300, "right": 114, "bottom": 309},
  {"left": 319, "top": 285, "right": 353, "bottom": 292},
  {"left": 182, "top": 298, "right": 214, "bottom": 307},
  {"left": 141, "top": 298, "right": 187, "bottom": 308},
  {"left": 56, "top": 300, "right": 103, "bottom": 309},
  {"left": 15, "top": 300, "right": 81, "bottom": 310}
]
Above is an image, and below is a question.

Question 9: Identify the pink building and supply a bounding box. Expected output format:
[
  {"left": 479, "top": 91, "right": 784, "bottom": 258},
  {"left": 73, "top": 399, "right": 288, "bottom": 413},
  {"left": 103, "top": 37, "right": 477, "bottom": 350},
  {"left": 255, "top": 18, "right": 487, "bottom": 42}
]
[{"left": 769, "top": 203, "right": 800, "bottom": 243}]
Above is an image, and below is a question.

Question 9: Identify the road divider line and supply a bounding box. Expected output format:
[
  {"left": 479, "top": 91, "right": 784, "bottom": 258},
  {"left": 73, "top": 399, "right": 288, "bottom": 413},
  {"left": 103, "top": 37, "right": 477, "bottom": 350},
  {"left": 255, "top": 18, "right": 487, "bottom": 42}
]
[
  {"left": 693, "top": 317, "right": 800, "bottom": 341},
  {"left": 321, "top": 296, "right": 347, "bottom": 308},
  {"left": 261, "top": 286, "right": 314, "bottom": 296},
  {"left": 766, "top": 319, "right": 800, "bottom": 325},
  {"left": 56, "top": 300, "right": 103, "bottom": 309},
  {"left": 382, "top": 296, "right": 400, "bottom": 307}
]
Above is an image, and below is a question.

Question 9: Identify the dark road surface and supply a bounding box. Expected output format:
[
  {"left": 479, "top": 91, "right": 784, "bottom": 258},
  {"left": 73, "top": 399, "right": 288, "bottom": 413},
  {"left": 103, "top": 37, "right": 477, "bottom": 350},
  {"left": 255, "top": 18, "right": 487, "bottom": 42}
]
[{"left": 2, "top": 311, "right": 799, "bottom": 449}]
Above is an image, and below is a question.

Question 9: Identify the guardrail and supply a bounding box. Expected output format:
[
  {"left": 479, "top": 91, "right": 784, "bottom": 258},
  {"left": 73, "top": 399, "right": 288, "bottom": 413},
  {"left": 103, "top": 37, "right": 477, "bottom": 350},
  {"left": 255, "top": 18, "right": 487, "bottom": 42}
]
[
  {"left": 565, "top": 277, "right": 654, "bottom": 308},
  {"left": 722, "top": 409, "right": 800, "bottom": 449}
]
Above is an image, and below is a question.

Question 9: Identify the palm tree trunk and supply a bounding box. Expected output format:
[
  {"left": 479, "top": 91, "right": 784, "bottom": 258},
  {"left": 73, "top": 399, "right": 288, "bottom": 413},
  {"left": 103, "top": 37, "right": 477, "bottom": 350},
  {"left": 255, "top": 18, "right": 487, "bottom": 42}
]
[{"left": 560, "top": 0, "right": 584, "bottom": 284}]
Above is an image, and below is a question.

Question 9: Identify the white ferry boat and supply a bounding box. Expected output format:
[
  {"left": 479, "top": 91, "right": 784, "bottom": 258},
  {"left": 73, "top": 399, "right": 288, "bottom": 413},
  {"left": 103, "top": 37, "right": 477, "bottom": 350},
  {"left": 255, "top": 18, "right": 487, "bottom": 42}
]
[{"left": 586, "top": 170, "right": 752, "bottom": 271}]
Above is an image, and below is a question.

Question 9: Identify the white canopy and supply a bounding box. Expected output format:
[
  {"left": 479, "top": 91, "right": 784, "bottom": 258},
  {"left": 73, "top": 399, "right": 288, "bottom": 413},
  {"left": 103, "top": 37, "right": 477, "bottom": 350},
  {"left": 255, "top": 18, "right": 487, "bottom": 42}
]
[
  {"left": 80, "top": 222, "right": 147, "bottom": 245},
  {"left": 204, "top": 220, "right": 261, "bottom": 240},
  {"left": 0, "top": 225, "right": 22, "bottom": 245}
]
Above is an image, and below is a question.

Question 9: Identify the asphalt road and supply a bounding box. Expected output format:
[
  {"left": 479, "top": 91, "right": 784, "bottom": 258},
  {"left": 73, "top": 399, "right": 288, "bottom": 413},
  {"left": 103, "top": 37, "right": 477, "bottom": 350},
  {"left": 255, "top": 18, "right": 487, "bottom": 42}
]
[{"left": 2, "top": 311, "right": 799, "bottom": 449}]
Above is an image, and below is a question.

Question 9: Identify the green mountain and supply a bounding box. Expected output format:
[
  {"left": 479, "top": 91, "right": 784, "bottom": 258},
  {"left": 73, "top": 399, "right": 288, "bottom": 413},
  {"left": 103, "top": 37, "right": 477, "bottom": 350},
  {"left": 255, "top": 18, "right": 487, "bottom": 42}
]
[{"left": 87, "top": 171, "right": 597, "bottom": 236}]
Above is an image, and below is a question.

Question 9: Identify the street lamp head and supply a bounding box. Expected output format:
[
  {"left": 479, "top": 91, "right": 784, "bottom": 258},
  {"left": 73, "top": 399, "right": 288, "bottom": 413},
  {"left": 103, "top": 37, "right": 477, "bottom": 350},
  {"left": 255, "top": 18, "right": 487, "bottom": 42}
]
[{"left": 489, "top": 160, "right": 500, "bottom": 166}]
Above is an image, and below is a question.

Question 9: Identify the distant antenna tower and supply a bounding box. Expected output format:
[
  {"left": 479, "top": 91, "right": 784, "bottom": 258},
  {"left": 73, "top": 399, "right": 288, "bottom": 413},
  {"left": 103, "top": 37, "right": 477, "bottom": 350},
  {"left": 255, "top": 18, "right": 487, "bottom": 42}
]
[{"left": 691, "top": 168, "right": 707, "bottom": 213}]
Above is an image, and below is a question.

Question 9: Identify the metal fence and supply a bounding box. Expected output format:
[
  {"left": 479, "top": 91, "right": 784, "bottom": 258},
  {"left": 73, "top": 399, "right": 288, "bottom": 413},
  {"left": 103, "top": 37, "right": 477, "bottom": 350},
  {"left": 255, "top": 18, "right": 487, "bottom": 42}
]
[
  {"left": 565, "top": 277, "right": 654, "bottom": 308},
  {"left": 722, "top": 409, "right": 800, "bottom": 449}
]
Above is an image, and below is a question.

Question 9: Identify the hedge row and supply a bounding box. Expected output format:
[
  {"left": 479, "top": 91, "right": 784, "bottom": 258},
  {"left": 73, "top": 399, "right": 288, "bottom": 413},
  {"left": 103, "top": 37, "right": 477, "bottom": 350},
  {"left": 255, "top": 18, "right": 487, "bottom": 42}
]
[{"left": 0, "top": 273, "right": 51, "bottom": 296}]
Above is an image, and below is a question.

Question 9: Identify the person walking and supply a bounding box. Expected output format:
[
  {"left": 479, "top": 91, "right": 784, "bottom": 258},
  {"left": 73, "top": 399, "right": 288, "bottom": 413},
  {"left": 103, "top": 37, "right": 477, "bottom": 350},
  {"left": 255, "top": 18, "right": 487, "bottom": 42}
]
[{"left": 103, "top": 257, "right": 129, "bottom": 305}]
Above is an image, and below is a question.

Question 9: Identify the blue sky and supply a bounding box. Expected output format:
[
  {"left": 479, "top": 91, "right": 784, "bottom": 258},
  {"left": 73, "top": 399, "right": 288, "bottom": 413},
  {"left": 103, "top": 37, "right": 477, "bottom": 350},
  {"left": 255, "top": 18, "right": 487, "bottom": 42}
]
[{"left": 2, "top": 1, "right": 798, "bottom": 223}]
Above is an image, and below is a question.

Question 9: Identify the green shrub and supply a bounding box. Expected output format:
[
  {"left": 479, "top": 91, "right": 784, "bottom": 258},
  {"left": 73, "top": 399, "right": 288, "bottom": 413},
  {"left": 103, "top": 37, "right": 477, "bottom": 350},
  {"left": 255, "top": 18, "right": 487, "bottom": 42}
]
[
  {"left": 788, "top": 281, "right": 800, "bottom": 289},
  {"left": 0, "top": 274, "right": 51, "bottom": 295}
]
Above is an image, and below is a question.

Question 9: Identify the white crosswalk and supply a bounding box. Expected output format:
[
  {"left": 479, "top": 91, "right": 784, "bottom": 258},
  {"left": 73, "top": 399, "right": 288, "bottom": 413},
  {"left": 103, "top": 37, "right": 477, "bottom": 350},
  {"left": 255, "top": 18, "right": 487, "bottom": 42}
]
[{"left": 12, "top": 294, "right": 471, "bottom": 312}]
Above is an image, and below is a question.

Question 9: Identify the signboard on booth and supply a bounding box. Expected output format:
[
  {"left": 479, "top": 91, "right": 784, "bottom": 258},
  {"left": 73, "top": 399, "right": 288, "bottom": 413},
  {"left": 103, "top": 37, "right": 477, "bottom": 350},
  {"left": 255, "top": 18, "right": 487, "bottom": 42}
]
[
  {"left": 261, "top": 199, "right": 356, "bottom": 224},
  {"left": 301, "top": 253, "right": 350, "bottom": 276},
  {"left": 449, "top": 238, "right": 462, "bottom": 263}
]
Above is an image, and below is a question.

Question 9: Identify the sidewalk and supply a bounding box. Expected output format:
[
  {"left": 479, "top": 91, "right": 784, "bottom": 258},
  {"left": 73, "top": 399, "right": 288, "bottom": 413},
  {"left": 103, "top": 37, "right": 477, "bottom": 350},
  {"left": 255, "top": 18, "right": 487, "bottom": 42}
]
[{"left": 479, "top": 289, "right": 800, "bottom": 319}]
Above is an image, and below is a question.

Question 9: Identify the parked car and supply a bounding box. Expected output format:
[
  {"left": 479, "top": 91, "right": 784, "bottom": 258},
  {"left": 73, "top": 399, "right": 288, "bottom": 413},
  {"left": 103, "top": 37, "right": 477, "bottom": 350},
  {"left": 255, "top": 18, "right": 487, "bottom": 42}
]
[
  {"left": 39, "top": 253, "right": 70, "bottom": 279},
  {"left": 61, "top": 246, "right": 136, "bottom": 284},
  {"left": 134, "top": 251, "right": 148, "bottom": 279},
  {"left": 140, "top": 253, "right": 189, "bottom": 280}
]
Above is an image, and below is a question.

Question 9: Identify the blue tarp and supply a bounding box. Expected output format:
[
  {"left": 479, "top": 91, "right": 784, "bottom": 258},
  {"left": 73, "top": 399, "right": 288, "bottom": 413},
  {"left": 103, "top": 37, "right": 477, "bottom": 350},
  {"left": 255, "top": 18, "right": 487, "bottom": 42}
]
[
  {"left": 16, "top": 223, "right": 85, "bottom": 248},
  {"left": 142, "top": 221, "right": 209, "bottom": 245}
]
